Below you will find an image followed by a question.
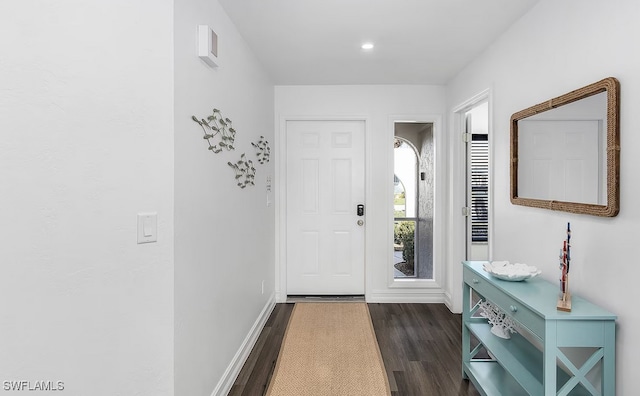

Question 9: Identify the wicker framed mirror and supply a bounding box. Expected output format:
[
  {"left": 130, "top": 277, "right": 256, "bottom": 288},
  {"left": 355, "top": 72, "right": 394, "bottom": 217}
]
[{"left": 510, "top": 77, "right": 620, "bottom": 216}]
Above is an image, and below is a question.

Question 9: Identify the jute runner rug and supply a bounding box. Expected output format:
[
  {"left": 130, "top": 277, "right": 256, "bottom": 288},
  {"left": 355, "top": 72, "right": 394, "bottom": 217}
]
[{"left": 266, "top": 302, "right": 391, "bottom": 396}]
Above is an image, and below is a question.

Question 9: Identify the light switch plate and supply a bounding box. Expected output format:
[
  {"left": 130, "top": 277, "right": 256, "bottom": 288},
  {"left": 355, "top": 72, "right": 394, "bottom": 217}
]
[
  {"left": 137, "top": 213, "right": 157, "bottom": 244},
  {"left": 266, "top": 175, "right": 272, "bottom": 207}
]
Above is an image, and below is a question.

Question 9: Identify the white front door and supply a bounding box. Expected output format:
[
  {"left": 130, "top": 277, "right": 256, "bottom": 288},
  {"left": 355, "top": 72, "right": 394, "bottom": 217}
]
[{"left": 285, "top": 120, "right": 365, "bottom": 295}]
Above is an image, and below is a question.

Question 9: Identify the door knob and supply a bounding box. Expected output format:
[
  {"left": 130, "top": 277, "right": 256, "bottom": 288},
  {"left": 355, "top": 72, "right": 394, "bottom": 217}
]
[{"left": 357, "top": 220, "right": 364, "bottom": 226}]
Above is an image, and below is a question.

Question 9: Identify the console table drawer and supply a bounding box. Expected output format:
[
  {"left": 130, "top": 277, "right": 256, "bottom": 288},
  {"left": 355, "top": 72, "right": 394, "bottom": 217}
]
[{"left": 463, "top": 267, "right": 544, "bottom": 338}]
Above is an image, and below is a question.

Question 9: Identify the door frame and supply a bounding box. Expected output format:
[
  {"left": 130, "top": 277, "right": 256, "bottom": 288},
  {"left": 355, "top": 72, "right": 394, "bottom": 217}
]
[
  {"left": 276, "top": 115, "right": 370, "bottom": 302},
  {"left": 448, "top": 88, "right": 493, "bottom": 313}
]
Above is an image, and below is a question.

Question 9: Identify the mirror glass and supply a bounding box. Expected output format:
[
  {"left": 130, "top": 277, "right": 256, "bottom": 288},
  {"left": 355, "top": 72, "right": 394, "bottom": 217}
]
[{"left": 510, "top": 78, "right": 619, "bottom": 216}]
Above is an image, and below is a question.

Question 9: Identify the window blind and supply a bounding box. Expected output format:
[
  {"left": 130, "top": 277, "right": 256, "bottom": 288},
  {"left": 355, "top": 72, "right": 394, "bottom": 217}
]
[{"left": 471, "top": 134, "right": 488, "bottom": 243}]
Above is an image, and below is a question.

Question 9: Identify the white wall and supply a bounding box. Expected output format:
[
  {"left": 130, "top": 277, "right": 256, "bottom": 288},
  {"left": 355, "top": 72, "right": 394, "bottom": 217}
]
[
  {"left": 0, "top": 1, "right": 174, "bottom": 395},
  {"left": 174, "top": 1, "right": 276, "bottom": 395},
  {"left": 447, "top": 0, "right": 640, "bottom": 394},
  {"left": 274, "top": 85, "right": 447, "bottom": 302}
]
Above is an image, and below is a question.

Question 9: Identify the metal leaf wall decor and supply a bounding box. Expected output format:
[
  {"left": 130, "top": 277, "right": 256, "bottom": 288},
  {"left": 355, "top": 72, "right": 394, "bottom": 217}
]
[
  {"left": 228, "top": 154, "right": 256, "bottom": 188},
  {"left": 191, "top": 108, "right": 236, "bottom": 153},
  {"left": 191, "top": 108, "right": 270, "bottom": 189},
  {"left": 251, "top": 136, "right": 271, "bottom": 164}
]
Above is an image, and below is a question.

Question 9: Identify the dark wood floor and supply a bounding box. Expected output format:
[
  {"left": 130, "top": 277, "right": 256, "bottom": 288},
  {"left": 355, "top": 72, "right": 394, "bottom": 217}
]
[{"left": 228, "top": 303, "right": 481, "bottom": 396}]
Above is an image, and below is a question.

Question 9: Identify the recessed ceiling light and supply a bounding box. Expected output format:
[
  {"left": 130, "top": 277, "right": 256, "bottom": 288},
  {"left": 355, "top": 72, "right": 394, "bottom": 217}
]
[{"left": 361, "top": 42, "right": 374, "bottom": 50}]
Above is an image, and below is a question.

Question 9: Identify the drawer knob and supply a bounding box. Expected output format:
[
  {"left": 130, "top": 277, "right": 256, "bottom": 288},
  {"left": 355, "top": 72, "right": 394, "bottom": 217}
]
[
  {"left": 472, "top": 279, "right": 479, "bottom": 284},
  {"left": 510, "top": 305, "right": 518, "bottom": 312}
]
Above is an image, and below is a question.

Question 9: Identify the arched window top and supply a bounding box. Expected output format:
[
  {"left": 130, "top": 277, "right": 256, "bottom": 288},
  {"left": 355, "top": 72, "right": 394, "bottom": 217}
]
[
  {"left": 393, "top": 137, "right": 418, "bottom": 219},
  {"left": 394, "top": 137, "right": 419, "bottom": 158}
]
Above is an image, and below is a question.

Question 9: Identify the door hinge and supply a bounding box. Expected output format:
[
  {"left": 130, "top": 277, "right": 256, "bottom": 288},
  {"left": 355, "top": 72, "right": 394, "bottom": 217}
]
[
  {"left": 462, "top": 133, "right": 471, "bottom": 143},
  {"left": 462, "top": 207, "right": 471, "bottom": 217}
]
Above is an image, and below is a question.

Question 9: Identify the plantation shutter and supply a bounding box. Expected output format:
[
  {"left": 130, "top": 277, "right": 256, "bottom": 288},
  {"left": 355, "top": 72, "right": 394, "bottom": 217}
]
[{"left": 471, "top": 134, "right": 488, "bottom": 242}]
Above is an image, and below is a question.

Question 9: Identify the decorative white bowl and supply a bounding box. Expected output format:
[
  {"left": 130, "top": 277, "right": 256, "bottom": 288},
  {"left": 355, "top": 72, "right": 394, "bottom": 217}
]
[{"left": 483, "top": 261, "right": 541, "bottom": 281}]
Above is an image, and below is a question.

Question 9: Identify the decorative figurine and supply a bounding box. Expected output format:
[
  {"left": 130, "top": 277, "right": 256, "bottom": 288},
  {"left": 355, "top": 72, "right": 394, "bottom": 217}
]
[
  {"left": 478, "top": 300, "right": 519, "bottom": 339},
  {"left": 557, "top": 222, "right": 572, "bottom": 312}
]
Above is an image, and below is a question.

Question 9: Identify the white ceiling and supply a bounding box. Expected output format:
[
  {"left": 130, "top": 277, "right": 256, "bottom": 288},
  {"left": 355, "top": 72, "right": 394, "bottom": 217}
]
[{"left": 218, "top": 0, "right": 540, "bottom": 85}]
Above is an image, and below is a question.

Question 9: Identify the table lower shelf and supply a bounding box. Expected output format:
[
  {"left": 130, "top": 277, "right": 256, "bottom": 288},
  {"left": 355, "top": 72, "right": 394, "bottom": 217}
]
[
  {"left": 464, "top": 323, "right": 591, "bottom": 396},
  {"left": 464, "top": 361, "right": 528, "bottom": 396},
  {"left": 463, "top": 361, "right": 594, "bottom": 396}
]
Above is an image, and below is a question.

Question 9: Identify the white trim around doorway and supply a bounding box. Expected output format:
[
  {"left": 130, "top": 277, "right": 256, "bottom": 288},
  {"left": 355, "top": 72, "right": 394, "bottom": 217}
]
[
  {"left": 275, "top": 115, "right": 371, "bottom": 303},
  {"left": 446, "top": 88, "right": 493, "bottom": 313},
  {"left": 381, "top": 114, "right": 446, "bottom": 299}
]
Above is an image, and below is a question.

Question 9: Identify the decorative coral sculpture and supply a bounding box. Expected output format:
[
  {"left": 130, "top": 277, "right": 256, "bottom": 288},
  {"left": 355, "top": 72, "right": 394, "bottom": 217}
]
[{"left": 478, "top": 300, "right": 519, "bottom": 339}]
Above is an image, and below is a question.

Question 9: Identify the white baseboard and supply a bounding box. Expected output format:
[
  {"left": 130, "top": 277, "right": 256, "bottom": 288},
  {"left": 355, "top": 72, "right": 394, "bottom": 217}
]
[
  {"left": 275, "top": 289, "right": 287, "bottom": 303},
  {"left": 210, "top": 292, "right": 276, "bottom": 396},
  {"left": 444, "top": 290, "right": 463, "bottom": 313},
  {"left": 443, "top": 290, "right": 464, "bottom": 314}
]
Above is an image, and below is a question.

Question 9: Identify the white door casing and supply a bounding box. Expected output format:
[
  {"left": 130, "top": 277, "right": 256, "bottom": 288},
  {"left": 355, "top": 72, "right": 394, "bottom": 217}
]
[
  {"left": 285, "top": 120, "right": 365, "bottom": 295},
  {"left": 449, "top": 89, "right": 492, "bottom": 313}
]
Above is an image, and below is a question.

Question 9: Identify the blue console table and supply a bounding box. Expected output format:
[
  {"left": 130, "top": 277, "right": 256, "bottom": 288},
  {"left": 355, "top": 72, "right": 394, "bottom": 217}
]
[{"left": 462, "top": 261, "right": 616, "bottom": 395}]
